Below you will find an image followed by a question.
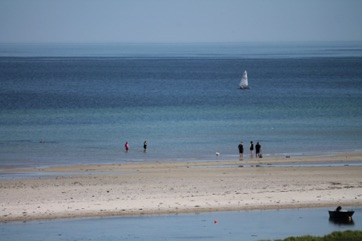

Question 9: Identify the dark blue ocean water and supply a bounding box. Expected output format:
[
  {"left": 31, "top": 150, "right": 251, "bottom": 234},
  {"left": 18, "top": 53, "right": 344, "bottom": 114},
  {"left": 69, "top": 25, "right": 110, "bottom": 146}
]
[{"left": 1, "top": 43, "right": 362, "bottom": 167}]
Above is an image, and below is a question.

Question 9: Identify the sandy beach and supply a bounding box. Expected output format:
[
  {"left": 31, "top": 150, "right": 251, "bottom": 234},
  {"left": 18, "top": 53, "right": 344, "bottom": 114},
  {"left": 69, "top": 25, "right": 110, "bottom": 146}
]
[{"left": 1, "top": 151, "right": 362, "bottom": 222}]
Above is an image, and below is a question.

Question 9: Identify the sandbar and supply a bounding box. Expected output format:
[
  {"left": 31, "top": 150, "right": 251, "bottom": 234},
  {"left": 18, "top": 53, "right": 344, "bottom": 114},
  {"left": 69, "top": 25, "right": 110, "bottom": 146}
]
[{"left": 1, "top": 151, "right": 362, "bottom": 222}]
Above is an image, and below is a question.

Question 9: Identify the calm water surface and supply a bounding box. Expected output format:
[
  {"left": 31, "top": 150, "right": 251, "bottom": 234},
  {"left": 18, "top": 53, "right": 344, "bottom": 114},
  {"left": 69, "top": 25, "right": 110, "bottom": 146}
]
[
  {"left": 0, "top": 207, "right": 361, "bottom": 241},
  {"left": 0, "top": 42, "right": 362, "bottom": 167}
]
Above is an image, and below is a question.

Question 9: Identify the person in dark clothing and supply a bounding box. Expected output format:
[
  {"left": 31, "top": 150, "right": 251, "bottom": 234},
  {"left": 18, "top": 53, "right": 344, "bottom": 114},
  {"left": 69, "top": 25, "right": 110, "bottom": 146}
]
[
  {"left": 250, "top": 141, "right": 254, "bottom": 158},
  {"left": 238, "top": 141, "right": 244, "bottom": 159},
  {"left": 255, "top": 142, "right": 261, "bottom": 158},
  {"left": 143, "top": 140, "right": 147, "bottom": 152}
]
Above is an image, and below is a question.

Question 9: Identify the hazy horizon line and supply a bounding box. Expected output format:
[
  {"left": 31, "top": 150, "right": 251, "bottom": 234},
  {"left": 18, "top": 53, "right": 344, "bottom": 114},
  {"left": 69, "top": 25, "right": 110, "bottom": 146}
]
[{"left": 1, "top": 40, "right": 362, "bottom": 45}]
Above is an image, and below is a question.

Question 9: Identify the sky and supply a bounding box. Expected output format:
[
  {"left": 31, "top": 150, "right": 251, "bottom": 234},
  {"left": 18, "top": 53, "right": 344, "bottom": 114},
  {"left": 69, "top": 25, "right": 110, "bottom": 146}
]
[{"left": 0, "top": 0, "right": 362, "bottom": 43}]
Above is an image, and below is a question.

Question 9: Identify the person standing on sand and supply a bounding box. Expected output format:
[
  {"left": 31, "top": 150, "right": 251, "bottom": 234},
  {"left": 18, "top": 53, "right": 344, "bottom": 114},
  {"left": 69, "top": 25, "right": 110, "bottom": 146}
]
[
  {"left": 143, "top": 140, "right": 147, "bottom": 152},
  {"left": 125, "top": 141, "right": 129, "bottom": 152},
  {"left": 250, "top": 141, "right": 254, "bottom": 158},
  {"left": 238, "top": 141, "right": 244, "bottom": 159},
  {"left": 256, "top": 142, "right": 261, "bottom": 158}
]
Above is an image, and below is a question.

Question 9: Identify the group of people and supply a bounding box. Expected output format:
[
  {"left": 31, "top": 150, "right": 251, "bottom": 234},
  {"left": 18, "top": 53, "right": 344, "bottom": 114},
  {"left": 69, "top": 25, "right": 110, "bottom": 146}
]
[
  {"left": 124, "top": 140, "right": 261, "bottom": 159},
  {"left": 124, "top": 141, "right": 148, "bottom": 152},
  {"left": 238, "top": 141, "right": 261, "bottom": 159}
]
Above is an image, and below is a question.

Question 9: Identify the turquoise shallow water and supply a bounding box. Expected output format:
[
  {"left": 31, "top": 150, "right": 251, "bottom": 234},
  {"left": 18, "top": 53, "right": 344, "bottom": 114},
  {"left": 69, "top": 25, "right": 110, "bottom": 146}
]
[{"left": 1, "top": 42, "right": 362, "bottom": 167}]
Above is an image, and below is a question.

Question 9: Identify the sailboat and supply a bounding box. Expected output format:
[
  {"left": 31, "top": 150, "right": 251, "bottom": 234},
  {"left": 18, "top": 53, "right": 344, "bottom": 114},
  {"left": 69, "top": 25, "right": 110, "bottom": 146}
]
[{"left": 239, "top": 70, "right": 249, "bottom": 89}]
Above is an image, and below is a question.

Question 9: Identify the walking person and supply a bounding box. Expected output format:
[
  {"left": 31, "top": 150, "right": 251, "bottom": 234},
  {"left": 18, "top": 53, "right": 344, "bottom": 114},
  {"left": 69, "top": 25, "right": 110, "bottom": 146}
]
[
  {"left": 143, "top": 140, "right": 147, "bottom": 152},
  {"left": 238, "top": 141, "right": 244, "bottom": 160},
  {"left": 255, "top": 142, "right": 261, "bottom": 158},
  {"left": 250, "top": 141, "right": 254, "bottom": 158},
  {"left": 125, "top": 141, "right": 129, "bottom": 152}
]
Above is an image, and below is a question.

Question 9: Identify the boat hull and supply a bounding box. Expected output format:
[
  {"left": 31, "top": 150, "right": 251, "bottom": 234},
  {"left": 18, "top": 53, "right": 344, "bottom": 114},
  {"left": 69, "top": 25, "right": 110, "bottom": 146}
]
[{"left": 328, "top": 210, "right": 354, "bottom": 221}]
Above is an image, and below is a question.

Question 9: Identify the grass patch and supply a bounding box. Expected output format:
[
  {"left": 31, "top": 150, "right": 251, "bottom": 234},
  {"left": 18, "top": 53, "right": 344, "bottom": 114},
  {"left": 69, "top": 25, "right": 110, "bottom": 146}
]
[{"left": 260, "top": 230, "right": 362, "bottom": 241}]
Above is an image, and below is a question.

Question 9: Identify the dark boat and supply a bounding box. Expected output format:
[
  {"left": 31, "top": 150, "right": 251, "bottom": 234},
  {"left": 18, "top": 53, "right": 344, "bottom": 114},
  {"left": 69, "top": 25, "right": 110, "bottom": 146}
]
[{"left": 328, "top": 206, "right": 354, "bottom": 221}]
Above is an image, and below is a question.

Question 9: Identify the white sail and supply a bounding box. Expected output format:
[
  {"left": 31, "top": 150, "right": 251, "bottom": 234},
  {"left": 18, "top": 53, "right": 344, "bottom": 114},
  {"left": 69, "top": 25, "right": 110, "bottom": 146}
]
[{"left": 239, "top": 70, "right": 249, "bottom": 89}]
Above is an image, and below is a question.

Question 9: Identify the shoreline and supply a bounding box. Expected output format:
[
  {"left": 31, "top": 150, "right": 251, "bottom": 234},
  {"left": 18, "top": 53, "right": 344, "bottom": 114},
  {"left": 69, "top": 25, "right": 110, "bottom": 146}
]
[
  {"left": 1, "top": 149, "right": 361, "bottom": 170},
  {"left": 1, "top": 151, "right": 362, "bottom": 222}
]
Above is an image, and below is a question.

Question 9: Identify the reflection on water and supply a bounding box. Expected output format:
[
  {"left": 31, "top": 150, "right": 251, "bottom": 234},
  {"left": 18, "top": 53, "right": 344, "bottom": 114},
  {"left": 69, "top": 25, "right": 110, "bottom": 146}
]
[
  {"left": 0, "top": 207, "right": 360, "bottom": 241},
  {"left": 329, "top": 218, "right": 355, "bottom": 226},
  {"left": 192, "top": 161, "right": 362, "bottom": 169}
]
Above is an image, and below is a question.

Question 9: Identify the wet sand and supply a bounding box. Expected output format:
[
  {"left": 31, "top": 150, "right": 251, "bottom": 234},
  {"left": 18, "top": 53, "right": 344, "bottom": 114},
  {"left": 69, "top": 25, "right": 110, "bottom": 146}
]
[{"left": 1, "top": 151, "right": 362, "bottom": 222}]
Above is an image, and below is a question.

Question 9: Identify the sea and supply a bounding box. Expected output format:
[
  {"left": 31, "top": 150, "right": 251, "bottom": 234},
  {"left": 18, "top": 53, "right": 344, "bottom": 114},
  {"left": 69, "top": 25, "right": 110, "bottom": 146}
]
[{"left": 1, "top": 42, "right": 362, "bottom": 168}]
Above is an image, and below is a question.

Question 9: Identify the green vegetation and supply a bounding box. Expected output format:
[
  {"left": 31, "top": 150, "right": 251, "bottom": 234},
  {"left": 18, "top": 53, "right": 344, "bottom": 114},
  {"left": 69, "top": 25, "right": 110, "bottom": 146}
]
[{"left": 260, "top": 230, "right": 362, "bottom": 241}]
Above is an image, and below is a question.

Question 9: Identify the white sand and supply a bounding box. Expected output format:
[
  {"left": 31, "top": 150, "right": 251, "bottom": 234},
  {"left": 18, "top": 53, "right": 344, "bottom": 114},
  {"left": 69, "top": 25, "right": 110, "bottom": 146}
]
[{"left": 1, "top": 151, "right": 362, "bottom": 222}]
